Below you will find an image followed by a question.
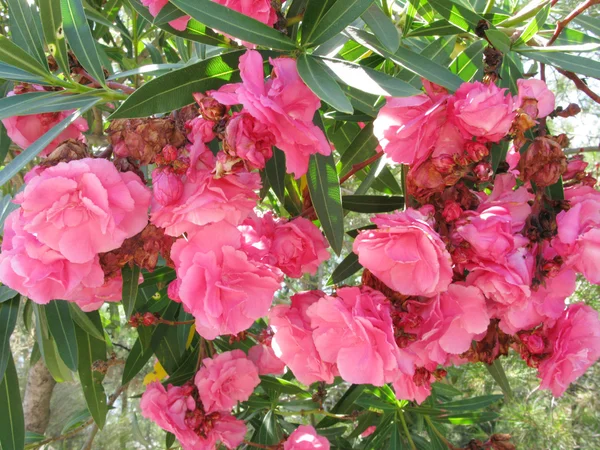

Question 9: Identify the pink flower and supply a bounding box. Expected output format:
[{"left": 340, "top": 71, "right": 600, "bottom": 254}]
[
  {"left": 477, "top": 174, "right": 534, "bottom": 229},
  {"left": 151, "top": 164, "right": 260, "bottom": 237},
  {"left": 225, "top": 112, "right": 275, "bottom": 169},
  {"left": 152, "top": 167, "right": 184, "bottom": 206},
  {"left": 0, "top": 209, "right": 104, "bottom": 304},
  {"left": 552, "top": 185, "right": 600, "bottom": 284},
  {"left": 140, "top": 0, "right": 190, "bottom": 31},
  {"left": 213, "top": 0, "right": 278, "bottom": 47},
  {"left": 283, "top": 425, "right": 330, "bottom": 450},
  {"left": 248, "top": 344, "right": 286, "bottom": 376},
  {"left": 392, "top": 371, "right": 434, "bottom": 405},
  {"left": 16, "top": 159, "right": 150, "bottom": 264},
  {"left": 360, "top": 426, "right": 376, "bottom": 438},
  {"left": 140, "top": 382, "right": 246, "bottom": 450},
  {"left": 1, "top": 88, "right": 88, "bottom": 156},
  {"left": 353, "top": 208, "right": 453, "bottom": 297},
  {"left": 449, "top": 81, "right": 515, "bottom": 142},
  {"left": 373, "top": 94, "right": 448, "bottom": 165},
  {"left": 170, "top": 222, "right": 281, "bottom": 339},
  {"left": 186, "top": 117, "right": 216, "bottom": 144},
  {"left": 517, "top": 79, "right": 555, "bottom": 119},
  {"left": 538, "top": 304, "right": 600, "bottom": 396},
  {"left": 241, "top": 212, "right": 330, "bottom": 278},
  {"left": 211, "top": 51, "right": 330, "bottom": 178},
  {"left": 307, "top": 286, "right": 413, "bottom": 386},
  {"left": 64, "top": 274, "right": 124, "bottom": 312},
  {"left": 195, "top": 349, "right": 260, "bottom": 413},
  {"left": 269, "top": 291, "right": 338, "bottom": 385}
]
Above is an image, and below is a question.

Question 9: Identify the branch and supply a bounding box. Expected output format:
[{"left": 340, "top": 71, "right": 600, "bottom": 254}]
[
  {"left": 547, "top": 0, "right": 600, "bottom": 46},
  {"left": 339, "top": 152, "right": 384, "bottom": 184},
  {"left": 564, "top": 146, "right": 600, "bottom": 154},
  {"left": 555, "top": 68, "right": 600, "bottom": 105},
  {"left": 26, "top": 385, "right": 127, "bottom": 450}
]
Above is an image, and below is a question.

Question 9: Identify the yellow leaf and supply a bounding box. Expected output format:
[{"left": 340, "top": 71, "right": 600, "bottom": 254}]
[
  {"left": 186, "top": 324, "right": 196, "bottom": 348},
  {"left": 143, "top": 360, "right": 168, "bottom": 385}
]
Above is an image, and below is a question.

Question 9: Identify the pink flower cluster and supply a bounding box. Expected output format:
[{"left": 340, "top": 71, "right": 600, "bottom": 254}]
[
  {"left": 0, "top": 159, "right": 150, "bottom": 310},
  {"left": 141, "top": 0, "right": 280, "bottom": 41},
  {"left": 155, "top": 51, "right": 330, "bottom": 340},
  {"left": 1, "top": 86, "right": 88, "bottom": 156}
]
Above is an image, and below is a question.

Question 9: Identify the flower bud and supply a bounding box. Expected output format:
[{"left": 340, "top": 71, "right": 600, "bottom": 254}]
[
  {"left": 442, "top": 200, "right": 463, "bottom": 222},
  {"left": 193, "top": 93, "right": 227, "bottom": 122},
  {"left": 152, "top": 168, "right": 184, "bottom": 206},
  {"left": 474, "top": 162, "right": 492, "bottom": 181},
  {"left": 464, "top": 141, "right": 489, "bottom": 163},
  {"left": 519, "top": 331, "right": 546, "bottom": 355}
]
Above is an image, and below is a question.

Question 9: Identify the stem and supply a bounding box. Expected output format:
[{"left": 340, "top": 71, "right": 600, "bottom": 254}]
[
  {"left": 157, "top": 318, "right": 196, "bottom": 326},
  {"left": 424, "top": 415, "right": 459, "bottom": 450},
  {"left": 286, "top": 14, "right": 303, "bottom": 26},
  {"left": 339, "top": 152, "right": 384, "bottom": 184},
  {"left": 483, "top": 0, "right": 495, "bottom": 14},
  {"left": 274, "top": 409, "right": 356, "bottom": 420},
  {"left": 564, "top": 146, "right": 599, "bottom": 154},
  {"left": 243, "top": 441, "right": 277, "bottom": 449},
  {"left": 382, "top": 0, "right": 392, "bottom": 17},
  {"left": 399, "top": 412, "right": 417, "bottom": 450},
  {"left": 555, "top": 68, "right": 600, "bottom": 105},
  {"left": 547, "top": 0, "right": 600, "bottom": 46}
]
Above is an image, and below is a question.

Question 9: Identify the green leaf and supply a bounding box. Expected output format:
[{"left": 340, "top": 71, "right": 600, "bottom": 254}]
[
  {"left": 45, "top": 300, "right": 78, "bottom": 372},
  {"left": 0, "top": 286, "right": 18, "bottom": 304},
  {"left": 153, "top": 3, "right": 186, "bottom": 25},
  {"left": 297, "top": 55, "right": 353, "bottom": 113},
  {"left": 74, "top": 311, "right": 108, "bottom": 429},
  {"left": 129, "top": 0, "right": 229, "bottom": 47},
  {"left": 6, "top": 0, "right": 47, "bottom": 67},
  {"left": 441, "top": 394, "right": 503, "bottom": 411},
  {"left": 259, "top": 376, "right": 311, "bottom": 396},
  {"left": 517, "top": 50, "right": 600, "bottom": 79},
  {"left": 327, "top": 252, "right": 362, "bottom": 285},
  {"left": 265, "top": 147, "right": 287, "bottom": 204},
  {"left": 339, "top": 122, "right": 379, "bottom": 176},
  {"left": 485, "top": 359, "right": 514, "bottom": 401},
  {"left": 316, "top": 56, "right": 421, "bottom": 97},
  {"left": 110, "top": 50, "right": 258, "bottom": 118},
  {"left": 122, "top": 265, "right": 141, "bottom": 319},
  {"left": 430, "top": 411, "right": 499, "bottom": 424},
  {"left": 362, "top": 3, "right": 400, "bottom": 52},
  {"left": 573, "top": 15, "right": 600, "bottom": 38},
  {"left": 122, "top": 339, "right": 154, "bottom": 385},
  {"left": 68, "top": 303, "right": 105, "bottom": 341},
  {"left": 305, "top": 0, "right": 374, "bottom": 47},
  {"left": 307, "top": 151, "right": 344, "bottom": 255},
  {"left": 317, "top": 384, "right": 365, "bottom": 428},
  {"left": 166, "top": 432, "right": 176, "bottom": 449},
  {"left": 33, "top": 304, "right": 73, "bottom": 382},
  {"left": 139, "top": 267, "right": 177, "bottom": 288},
  {"left": 107, "top": 64, "right": 184, "bottom": 80},
  {"left": 60, "top": 409, "right": 91, "bottom": 434},
  {"left": 0, "top": 35, "right": 52, "bottom": 80},
  {"left": 427, "top": 0, "right": 485, "bottom": 33},
  {"left": 486, "top": 30, "right": 511, "bottom": 53},
  {"left": 497, "top": 0, "right": 551, "bottom": 28},
  {"left": 24, "top": 431, "right": 46, "bottom": 446},
  {"left": 39, "top": 0, "right": 71, "bottom": 75},
  {"left": 0, "top": 353, "right": 24, "bottom": 450},
  {"left": 61, "top": 0, "right": 106, "bottom": 84},
  {"left": 397, "top": 36, "right": 457, "bottom": 86},
  {"left": 0, "top": 63, "right": 48, "bottom": 85},
  {"left": 408, "top": 19, "right": 463, "bottom": 37},
  {"left": 0, "top": 92, "right": 100, "bottom": 121},
  {"left": 171, "top": 0, "right": 297, "bottom": 50},
  {"left": 346, "top": 28, "right": 463, "bottom": 91},
  {"left": 546, "top": 177, "right": 564, "bottom": 201},
  {"left": 449, "top": 40, "right": 485, "bottom": 81},
  {"left": 0, "top": 100, "right": 98, "bottom": 188},
  {"left": 301, "top": 0, "right": 337, "bottom": 46},
  {"left": 250, "top": 410, "right": 283, "bottom": 447},
  {"left": 513, "top": 3, "right": 550, "bottom": 47},
  {"left": 0, "top": 294, "right": 19, "bottom": 383},
  {"left": 342, "top": 195, "right": 404, "bottom": 213}
]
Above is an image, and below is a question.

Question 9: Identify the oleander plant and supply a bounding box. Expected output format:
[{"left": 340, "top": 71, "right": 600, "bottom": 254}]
[{"left": 0, "top": 0, "right": 599, "bottom": 449}]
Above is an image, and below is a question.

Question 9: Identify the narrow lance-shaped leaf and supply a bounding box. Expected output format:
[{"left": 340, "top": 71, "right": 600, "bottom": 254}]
[
  {"left": 327, "top": 252, "right": 362, "bottom": 286},
  {"left": 342, "top": 195, "right": 405, "bottom": 213},
  {"left": 304, "top": 0, "right": 374, "bottom": 48},
  {"left": 265, "top": 147, "right": 287, "bottom": 204},
  {"left": 61, "top": 0, "right": 107, "bottom": 84},
  {"left": 122, "top": 264, "right": 141, "bottom": 319},
  {"left": 75, "top": 311, "right": 108, "bottom": 429},
  {"left": 362, "top": 3, "right": 400, "bottom": 52},
  {"left": 301, "top": 0, "right": 337, "bottom": 46},
  {"left": 45, "top": 300, "right": 79, "bottom": 372},
  {"left": 170, "top": 0, "right": 297, "bottom": 51},
  {"left": 516, "top": 50, "right": 600, "bottom": 79},
  {"left": 426, "top": 0, "right": 485, "bottom": 34},
  {"left": 513, "top": 3, "right": 551, "bottom": 47},
  {"left": 297, "top": 55, "right": 354, "bottom": 114},
  {"left": 6, "top": 0, "right": 47, "bottom": 66},
  {"left": 0, "top": 353, "right": 25, "bottom": 450},
  {"left": 306, "top": 137, "right": 345, "bottom": 254},
  {"left": 0, "top": 35, "right": 52, "bottom": 80},
  {"left": 0, "top": 99, "right": 99, "bottom": 188},
  {"left": 122, "top": 339, "right": 154, "bottom": 385},
  {"left": 0, "top": 294, "right": 19, "bottom": 383},
  {"left": 0, "top": 92, "right": 99, "bottom": 121},
  {"left": 39, "top": 0, "right": 71, "bottom": 75}
]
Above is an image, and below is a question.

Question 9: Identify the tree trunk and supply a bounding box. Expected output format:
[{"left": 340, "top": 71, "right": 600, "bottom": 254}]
[{"left": 23, "top": 359, "right": 56, "bottom": 434}]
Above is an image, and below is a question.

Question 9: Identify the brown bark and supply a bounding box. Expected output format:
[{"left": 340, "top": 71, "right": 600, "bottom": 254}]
[{"left": 23, "top": 359, "right": 56, "bottom": 434}]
